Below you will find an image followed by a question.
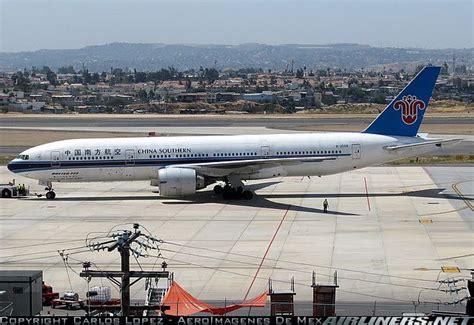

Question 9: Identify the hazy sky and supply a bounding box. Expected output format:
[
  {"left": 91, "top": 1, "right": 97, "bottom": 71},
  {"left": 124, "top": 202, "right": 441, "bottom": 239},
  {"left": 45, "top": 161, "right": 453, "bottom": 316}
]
[{"left": 0, "top": 0, "right": 472, "bottom": 52}]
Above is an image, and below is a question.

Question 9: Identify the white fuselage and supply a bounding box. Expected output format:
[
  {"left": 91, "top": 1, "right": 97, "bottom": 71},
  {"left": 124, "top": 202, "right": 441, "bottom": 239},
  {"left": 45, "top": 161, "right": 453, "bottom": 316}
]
[{"left": 8, "top": 132, "right": 434, "bottom": 184}]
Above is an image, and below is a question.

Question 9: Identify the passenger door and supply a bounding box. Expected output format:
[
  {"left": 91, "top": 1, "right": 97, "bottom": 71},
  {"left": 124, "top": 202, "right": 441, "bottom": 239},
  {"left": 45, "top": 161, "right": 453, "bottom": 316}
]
[
  {"left": 352, "top": 144, "right": 361, "bottom": 159},
  {"left": 125, "top": 149, "right": 135, "bottom": 165},
  {"left": 51, "top": 151, "right": 61, "bottom": 167},
  {"left": 261, "top": 146, "right": 270, "bottom": 159}
]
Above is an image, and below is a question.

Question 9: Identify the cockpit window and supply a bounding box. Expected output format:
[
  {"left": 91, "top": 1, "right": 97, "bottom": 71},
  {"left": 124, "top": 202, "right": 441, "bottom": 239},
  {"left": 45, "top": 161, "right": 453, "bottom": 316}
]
[{"left": 16, "top": 154, "right": 29, "bottom": 160}]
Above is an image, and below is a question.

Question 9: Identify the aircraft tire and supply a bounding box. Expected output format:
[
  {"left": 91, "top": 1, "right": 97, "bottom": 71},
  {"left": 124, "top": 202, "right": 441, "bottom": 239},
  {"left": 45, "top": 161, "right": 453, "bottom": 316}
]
[
  {"left": 242, "top": 190, "right": 253, "bottom": 200},
  {"left": 46, "top": 191, "right": 56, "bottom": 200},
  {"left": 222, "top": 189, "right": 232, "bottom": 200},
  {"left": 223, "top": 187, "right": 240, "bottom": 200},
  {"left": 213, "top": 185, "right": 223, "bottom": 194}
]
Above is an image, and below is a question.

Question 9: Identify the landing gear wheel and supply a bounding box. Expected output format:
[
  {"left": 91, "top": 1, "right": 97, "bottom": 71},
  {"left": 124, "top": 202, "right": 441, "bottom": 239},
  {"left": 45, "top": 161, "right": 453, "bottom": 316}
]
[
  {"left": 46, "top": 191, "right": 56, "bottom": 200},
  {"left": 242, "top": 190, "right": 253, "bottom": 200},
  {"left": 213, "top": 185, "right": 223, "bottom": 194},
  {"left": 222, "top": 188, "right": 235, "bottom": 200}
]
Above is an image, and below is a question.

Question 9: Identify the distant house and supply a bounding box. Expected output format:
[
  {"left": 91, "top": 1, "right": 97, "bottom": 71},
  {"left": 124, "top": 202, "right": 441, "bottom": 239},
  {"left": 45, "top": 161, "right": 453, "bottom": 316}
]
[
  {"left": 74, "top": 105, "right": 106, "bottom": 114},
  {"left": 292, "top": 91, "right": 315, "bottom": 108},
  {"left": 52, "top": 94, "right": 74, "bottom": 106},
  {"left": 321, "top": 91, "right": 338, "bottom": 106},
  {"left": 0, "top": 94, "right": 10, "bottom": 105},
  {"left": 379, "top": 86, "right": 399, "bottom": 95},
  {"left": 215, "top": 92, "right": 241, "bottom": 102},
  {"left": 9, "top": 100, "right": 46, "bottom": 112},
  {"left": 103, "top": 94, "right": 134, "bottom": 104},
  {"left": 241, "top": 91, "right": 276, "bottom": 103},
  {"left": 176, "top": 92, "right": 216, "bottom": 103},
  {"left": 44, "top": 106, "right": 65, "bottom": 114},
  {"left": 29, "top": 94, "right": 46, "bottom": 101}
]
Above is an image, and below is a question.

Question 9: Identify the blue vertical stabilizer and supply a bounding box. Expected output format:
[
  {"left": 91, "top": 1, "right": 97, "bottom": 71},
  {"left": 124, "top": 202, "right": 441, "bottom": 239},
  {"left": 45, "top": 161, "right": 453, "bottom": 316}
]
[{"left": 363, "top": 66, "right": 440, "bottom": 137}]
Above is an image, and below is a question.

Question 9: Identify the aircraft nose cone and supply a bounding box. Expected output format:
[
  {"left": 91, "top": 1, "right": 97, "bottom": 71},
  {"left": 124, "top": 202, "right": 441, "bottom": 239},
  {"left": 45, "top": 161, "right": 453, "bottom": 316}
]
[{"left": 7, "top": 160, "right": 16, "bottom": 172}]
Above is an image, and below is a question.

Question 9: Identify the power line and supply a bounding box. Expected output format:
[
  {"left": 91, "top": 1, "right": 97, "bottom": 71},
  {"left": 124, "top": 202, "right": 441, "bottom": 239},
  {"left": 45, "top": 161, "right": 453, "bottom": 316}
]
[
  {"left": 59, "top": 250, "right": 74, "bottom": 292},
  {"left": 147, "top": 253, "right": 422, "bottom": 304},
  {"left": 162, "top": 240, "right": 444, "bottom": 284},
  {"left": 158, "top": 247, "right": 441, "bottom": 292},
  {"left": 0, "top": 239, "right": 86, "bottom": 251},
  {"left": 0, "top": 245, "right": 88, "bottom": 260},
  {"left": 0, "top": 249, "right": 91, "bottom": 264}
]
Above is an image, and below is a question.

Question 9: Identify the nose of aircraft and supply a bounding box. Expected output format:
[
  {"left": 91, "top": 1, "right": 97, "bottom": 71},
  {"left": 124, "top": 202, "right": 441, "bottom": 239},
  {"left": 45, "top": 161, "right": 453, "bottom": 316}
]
[{"left": 7, "top": 159, "right": 17, "bottom": 173}]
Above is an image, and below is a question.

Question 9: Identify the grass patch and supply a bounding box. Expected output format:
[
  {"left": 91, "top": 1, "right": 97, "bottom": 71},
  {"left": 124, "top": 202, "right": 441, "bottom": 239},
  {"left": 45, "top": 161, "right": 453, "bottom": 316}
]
[{"left": 0, "top": 155, "right": 15, "bottom": 165}]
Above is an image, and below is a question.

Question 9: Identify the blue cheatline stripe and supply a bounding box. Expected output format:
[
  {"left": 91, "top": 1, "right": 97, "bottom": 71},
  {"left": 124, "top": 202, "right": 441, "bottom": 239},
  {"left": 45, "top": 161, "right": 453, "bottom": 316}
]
[{"left": 9, "top": 154, "right": 351, "bottom": 173}]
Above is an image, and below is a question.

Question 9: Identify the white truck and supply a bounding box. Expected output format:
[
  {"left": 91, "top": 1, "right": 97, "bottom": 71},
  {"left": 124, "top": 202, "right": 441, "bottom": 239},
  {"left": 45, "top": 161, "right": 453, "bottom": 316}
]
[
  {"left": 0, "top": 184, "right": 19, "bottom": 198},
  {"left": 1, "top": 181, "right": 28, "bottom": 198}
]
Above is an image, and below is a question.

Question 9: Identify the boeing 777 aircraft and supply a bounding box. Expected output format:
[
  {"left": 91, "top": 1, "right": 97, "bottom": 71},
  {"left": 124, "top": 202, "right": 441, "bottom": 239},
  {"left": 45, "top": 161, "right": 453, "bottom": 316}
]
[{"left": 7, "top": 66, "right": 461, "bottom": 200}]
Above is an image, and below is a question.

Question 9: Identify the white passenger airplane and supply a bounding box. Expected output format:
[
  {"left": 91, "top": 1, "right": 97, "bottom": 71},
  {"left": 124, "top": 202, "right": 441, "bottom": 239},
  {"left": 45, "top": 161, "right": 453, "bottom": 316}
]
[{"left": 7, "top": 66, "right": 461, "bottom": 200}]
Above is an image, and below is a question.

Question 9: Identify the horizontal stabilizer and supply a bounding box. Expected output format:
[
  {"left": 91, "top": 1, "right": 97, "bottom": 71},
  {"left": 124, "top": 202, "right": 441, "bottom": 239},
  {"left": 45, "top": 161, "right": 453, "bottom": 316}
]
[{"left": 384, "top": 138, "right": 463, "bottom": 151}]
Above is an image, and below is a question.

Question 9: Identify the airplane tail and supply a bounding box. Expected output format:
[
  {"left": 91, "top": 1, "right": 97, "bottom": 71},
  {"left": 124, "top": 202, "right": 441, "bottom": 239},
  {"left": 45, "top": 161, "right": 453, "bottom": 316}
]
[{"left": 363, "top": 66, "right": 441, "bottom": 137}]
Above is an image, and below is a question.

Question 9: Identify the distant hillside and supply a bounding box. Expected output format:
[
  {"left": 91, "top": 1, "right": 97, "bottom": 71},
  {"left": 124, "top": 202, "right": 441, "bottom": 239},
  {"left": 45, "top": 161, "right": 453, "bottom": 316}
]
[{"left": 0, "top": 43, "right": 472, "bottom": 72}]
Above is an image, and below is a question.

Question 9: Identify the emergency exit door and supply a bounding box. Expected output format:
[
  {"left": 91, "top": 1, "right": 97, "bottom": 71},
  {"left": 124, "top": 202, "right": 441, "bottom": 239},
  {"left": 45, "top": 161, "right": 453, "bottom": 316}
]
[{"left": 352, "top": 144, "right": 361, "bottom": 159}]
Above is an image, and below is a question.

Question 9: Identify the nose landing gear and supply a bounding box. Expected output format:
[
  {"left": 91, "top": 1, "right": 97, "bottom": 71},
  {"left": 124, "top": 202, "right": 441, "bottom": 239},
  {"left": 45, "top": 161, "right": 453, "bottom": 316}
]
[
  {"left": 42, "top": 181, "right": 56, "bottom": 200},
  {"left": 45, "top": 190, "right": 56, "bottom": 200}
]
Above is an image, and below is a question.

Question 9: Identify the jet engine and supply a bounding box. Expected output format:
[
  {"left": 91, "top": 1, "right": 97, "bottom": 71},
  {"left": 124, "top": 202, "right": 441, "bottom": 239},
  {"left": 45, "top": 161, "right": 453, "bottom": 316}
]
[{"left": 157, "top": 168, "right": 206, "bottom": 197}]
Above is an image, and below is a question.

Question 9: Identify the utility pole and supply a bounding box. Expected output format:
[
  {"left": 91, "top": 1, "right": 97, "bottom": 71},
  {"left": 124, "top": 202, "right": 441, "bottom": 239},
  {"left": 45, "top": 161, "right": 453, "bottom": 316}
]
[
  {"left": 115, "top": 230, "right": 139, "bottom": 316},
  {"left": 80, "top": 223, "right": 170, "bottom": 316}
]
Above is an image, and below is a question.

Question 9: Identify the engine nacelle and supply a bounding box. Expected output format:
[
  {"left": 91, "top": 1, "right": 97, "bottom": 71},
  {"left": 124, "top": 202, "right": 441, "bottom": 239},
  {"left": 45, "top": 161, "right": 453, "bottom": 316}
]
[{"left": 157, "top": 168, "right": 205, "bottom": 197}]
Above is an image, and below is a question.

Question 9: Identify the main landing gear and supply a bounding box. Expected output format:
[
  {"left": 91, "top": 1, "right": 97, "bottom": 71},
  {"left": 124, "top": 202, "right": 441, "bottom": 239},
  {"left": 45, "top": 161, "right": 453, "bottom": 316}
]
[
  {"left": 213, "top": 184, "right": 253, "bottom": 200},
  {"left": 213, "top": 175, "right": 253, "bottom": 200}
]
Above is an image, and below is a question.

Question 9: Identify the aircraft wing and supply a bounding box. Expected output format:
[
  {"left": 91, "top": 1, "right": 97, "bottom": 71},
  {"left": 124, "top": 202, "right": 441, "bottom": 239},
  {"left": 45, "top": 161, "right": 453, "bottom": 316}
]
[
  {"left": 384, "top": 138, "right": 463, "bottom": 151},
  {"left": 171, "top": 156, "right": 337, "bottom": 177}
]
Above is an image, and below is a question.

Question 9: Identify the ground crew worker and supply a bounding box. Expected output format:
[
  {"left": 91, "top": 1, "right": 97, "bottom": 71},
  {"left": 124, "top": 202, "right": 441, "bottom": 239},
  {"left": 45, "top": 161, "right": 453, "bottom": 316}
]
[{"left": 323, "top": 199, "right": 329, "bottom": 213}]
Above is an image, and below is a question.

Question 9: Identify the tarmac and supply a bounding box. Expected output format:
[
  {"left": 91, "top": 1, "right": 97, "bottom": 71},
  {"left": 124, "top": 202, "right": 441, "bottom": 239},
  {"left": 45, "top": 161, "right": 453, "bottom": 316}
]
[
  {"left": 1, "top": 115, "right": 473, "bottom": 128},
  {"left": 0, "top": 165, "right": 472, "bottom": 315}
]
